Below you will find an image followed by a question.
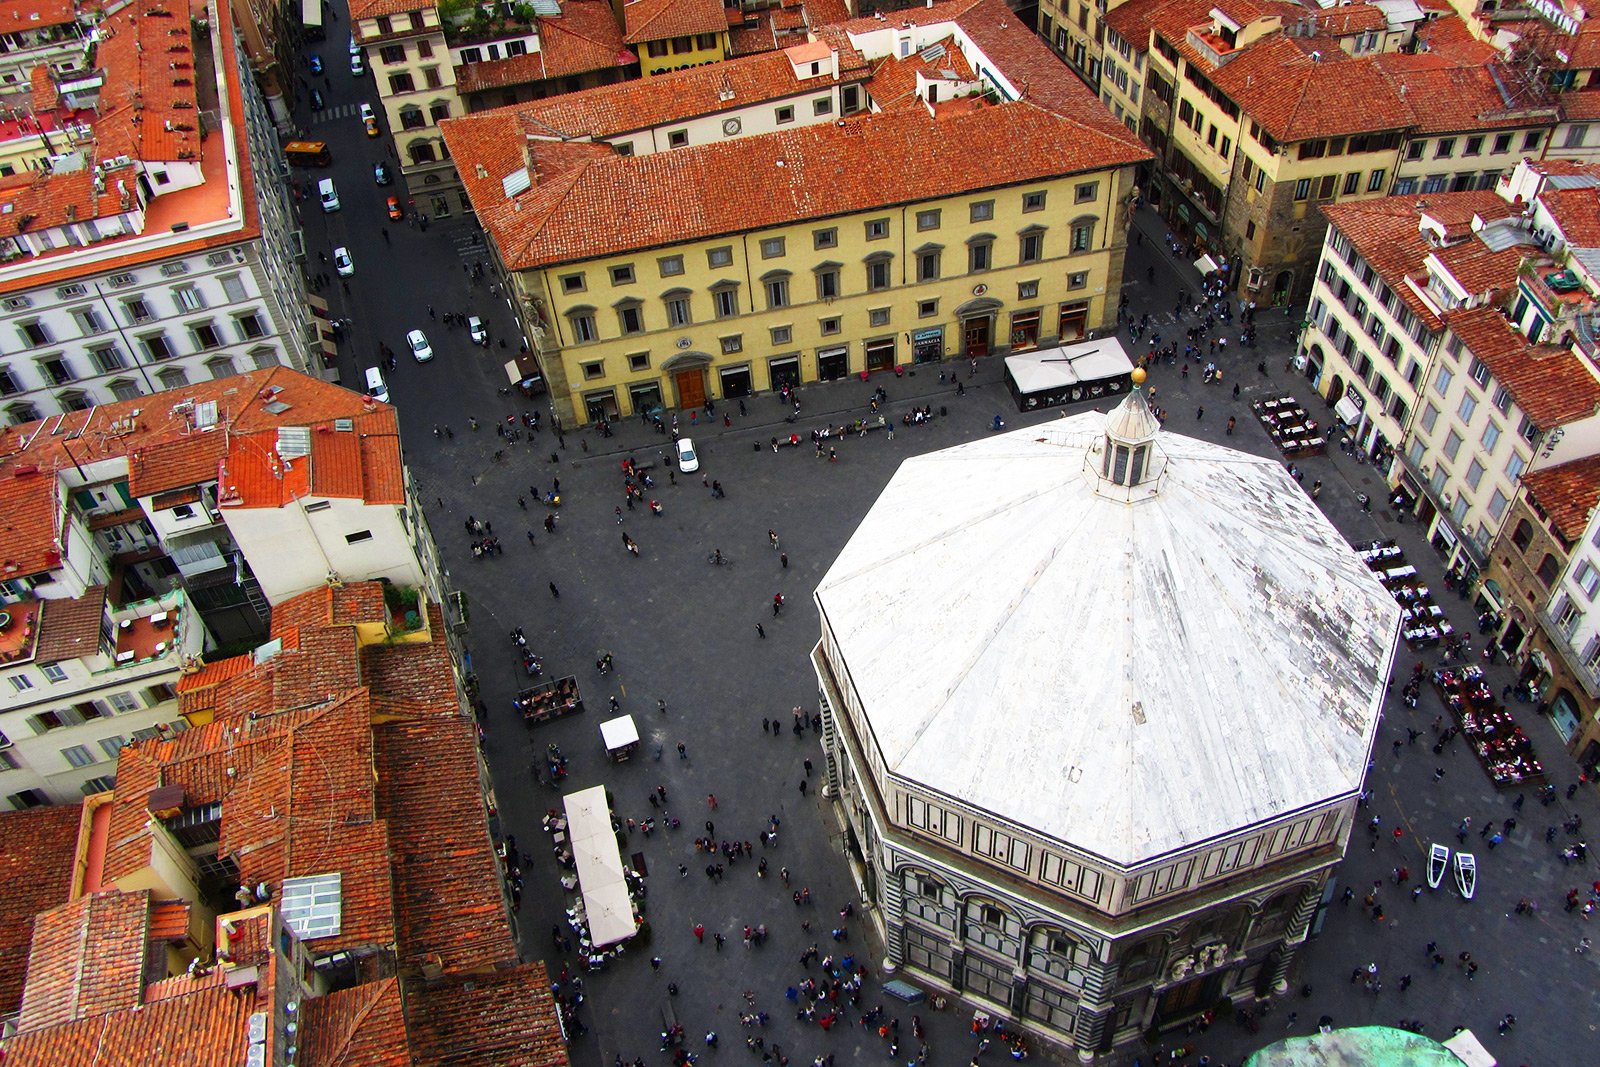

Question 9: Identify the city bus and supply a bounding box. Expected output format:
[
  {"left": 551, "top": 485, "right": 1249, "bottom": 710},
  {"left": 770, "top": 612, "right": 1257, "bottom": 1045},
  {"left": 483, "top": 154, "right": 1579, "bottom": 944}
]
[
  {"left": 302, "top": 0, "right": 324, "bottom": 41},
  {"left": 284, "top": 140, "right": 331, "bottom": 166}
]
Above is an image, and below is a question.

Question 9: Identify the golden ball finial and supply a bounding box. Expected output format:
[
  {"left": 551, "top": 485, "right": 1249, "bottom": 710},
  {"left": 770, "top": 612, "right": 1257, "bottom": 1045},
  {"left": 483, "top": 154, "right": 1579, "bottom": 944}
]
[{"left": 1131, "top": 367, "right": 1147, "bottom": 386}]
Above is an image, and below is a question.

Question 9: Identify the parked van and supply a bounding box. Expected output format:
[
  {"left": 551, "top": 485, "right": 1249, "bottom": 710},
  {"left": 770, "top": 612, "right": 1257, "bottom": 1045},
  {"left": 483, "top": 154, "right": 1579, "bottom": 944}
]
[
  {"left": 318, "top": 178, "right": 340, "bottom": 212},
  {"left": 363, "top": 365, "right": 388, "bottom": 403}
]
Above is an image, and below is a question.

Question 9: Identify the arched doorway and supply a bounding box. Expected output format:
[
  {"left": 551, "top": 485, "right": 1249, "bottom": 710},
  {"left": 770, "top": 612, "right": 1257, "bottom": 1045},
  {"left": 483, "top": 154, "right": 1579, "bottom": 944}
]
[
  {"left": 953, "top": 297, "right": 1003, "bottom": 359},
  {"left": 1272, "top": 270, "right": 1293, "bottom": 307},
  {"left": 662, "top": 351, "right": 711, "bottom": 409}
]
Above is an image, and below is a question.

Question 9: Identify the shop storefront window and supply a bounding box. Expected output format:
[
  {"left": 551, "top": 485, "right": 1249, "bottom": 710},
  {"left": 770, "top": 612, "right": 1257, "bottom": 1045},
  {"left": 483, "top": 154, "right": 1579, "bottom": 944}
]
[{"left": 1010, "top": 310, "right": 1041, "bottom": 351}]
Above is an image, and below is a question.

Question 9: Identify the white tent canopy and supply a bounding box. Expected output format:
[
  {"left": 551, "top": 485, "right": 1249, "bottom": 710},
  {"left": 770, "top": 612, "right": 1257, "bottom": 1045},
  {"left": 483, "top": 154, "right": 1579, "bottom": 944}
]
[
  {"left": 600, "top": 713, "right": 639, "bottom": 754},
  {"left": 1442, "top": 1030, "right": 1496, "bottom": 1067},
  {"left": 563, "top": 786, "right": 636, "bottom": 947},
  {"left": 1005, "top": 337, "right": 1135, "bottom": 403}
]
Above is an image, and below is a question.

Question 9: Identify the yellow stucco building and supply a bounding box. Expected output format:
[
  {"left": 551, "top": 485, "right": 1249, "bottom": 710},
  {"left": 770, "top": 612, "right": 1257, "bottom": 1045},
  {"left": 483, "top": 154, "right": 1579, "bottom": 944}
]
[{"left": 443, "top": 0, "right": 1150, "bottom": 426}]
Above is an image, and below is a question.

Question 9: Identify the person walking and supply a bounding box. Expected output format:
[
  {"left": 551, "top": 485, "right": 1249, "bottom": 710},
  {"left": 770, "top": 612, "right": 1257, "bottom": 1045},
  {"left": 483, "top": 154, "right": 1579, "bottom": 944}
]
[
  {"left": 780, "top": 552, "right": 788, "bottom": 569},
  {"left": 548, "top": 582, "right": 560, "bottom": 598},
  {"left": 757, "top": 622, "right": 766, "bottom": 639},
  {"left": 769, "top": 530, "right": 780, "bottom": 551}
]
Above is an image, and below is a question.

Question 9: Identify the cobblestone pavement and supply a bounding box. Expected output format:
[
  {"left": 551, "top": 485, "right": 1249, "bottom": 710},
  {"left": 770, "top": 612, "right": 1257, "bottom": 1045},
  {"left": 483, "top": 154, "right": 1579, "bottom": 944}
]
[{"left": 397, "top": 206, "right": 1599, "bottom": 1067}]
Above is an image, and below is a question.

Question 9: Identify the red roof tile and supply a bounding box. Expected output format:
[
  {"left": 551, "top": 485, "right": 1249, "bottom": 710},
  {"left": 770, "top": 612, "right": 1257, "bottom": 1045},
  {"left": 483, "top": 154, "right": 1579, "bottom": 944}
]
[
  {"left": 1522, "top": 454, "right": 1600, "bottom": 541},
  {"left": 1321, "top": 193, "right": 1517, "bottom": 331},
  {"left": 0, "top": 0, "right": 75, "bottom": 34},
  {"left": 622, "top": 0, "right": 727, "bottom": 43},
  {"left": 1443, "top": 305, "right": 1600, "bottom": 429},
  {"left": 406, "top": 965, "right": 571, "bottom": 1067},
  {"left": 0, "top": 976, "right": 260, "bottom": 1066},
  {"left": 1539, "top": 185, "right": 1600, "bottom": 247},
  {"left": 1374, "top": 52, "right": 1558, "bottom": 134},
  {"left": 33, "top": 586, "right": 105, "bottom": 664},
  {"left": 0, "top": 470, "right": 62, "bottom": 579},
  {"left": 93, "top": 0, "right": 204, "bottom": 163},
  {"left": 0, "top": 806, "right": 81, "bottom": 1017},
  {"left": 375, "top": 715, "right": 516, "bottom": 971},
  {"left": 491, "top": 46, "right": 838, "bottom": 139},
  {"left": 449, "top": 42, "right": 1145, "bottom": 269},
  {"left": 363, "top": 604, "right": 459, "bottom": 712},
  {"left": 300, "top": 978, "right": 412, "bottom": 1067},
  {"left": 0, "top": 370, "right": 406, "bottom": 578},
  {"left": 540, "top": 0, "right": 634, "bottom": 78},
  {"left": 17, "top": 891, "right": 151, "bottom": 1033}
]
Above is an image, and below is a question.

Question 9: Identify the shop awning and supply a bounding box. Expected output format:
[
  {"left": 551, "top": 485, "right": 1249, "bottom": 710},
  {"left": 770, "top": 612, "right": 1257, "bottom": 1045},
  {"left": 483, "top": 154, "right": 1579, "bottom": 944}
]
[
  {"left": 1194, "top": 253, "right": 1220, "bottom": 275},
  {"left": 505, "top": 351, "right": 542, "bottom": 386},
  {"left": 1335, "top": 395, "right": 1363, "bottom": 426}
]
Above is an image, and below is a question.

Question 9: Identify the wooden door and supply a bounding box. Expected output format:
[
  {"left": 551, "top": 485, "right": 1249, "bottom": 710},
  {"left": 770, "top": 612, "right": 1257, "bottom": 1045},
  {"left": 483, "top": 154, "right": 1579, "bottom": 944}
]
[
  {"left": 675, "top": 369, "right": 706, "bottom": 409},
  {"left": 963, "top": 318, "right": 990, "bottom": 358}
]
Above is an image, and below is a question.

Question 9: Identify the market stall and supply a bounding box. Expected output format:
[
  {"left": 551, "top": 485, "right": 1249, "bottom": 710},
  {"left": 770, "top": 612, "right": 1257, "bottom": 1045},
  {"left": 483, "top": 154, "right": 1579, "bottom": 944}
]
[
  {"left": 600, "top": 714, "right": 640, "bottom": 762},
  {"left": 563, "top": 785, "right": 638, "bottom": 948},
  {"left": 1004, "top": 337, "right": 1135, "bottom": 412},
  {"left": 516, "top": 675, "right": 583, "bottom": 726}
]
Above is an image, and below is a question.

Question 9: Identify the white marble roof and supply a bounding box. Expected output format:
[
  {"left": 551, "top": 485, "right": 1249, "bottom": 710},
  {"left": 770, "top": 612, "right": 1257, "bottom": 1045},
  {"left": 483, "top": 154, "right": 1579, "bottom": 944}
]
[{"left": 815, "top": 412, "right": 1401, "bottom": 865}]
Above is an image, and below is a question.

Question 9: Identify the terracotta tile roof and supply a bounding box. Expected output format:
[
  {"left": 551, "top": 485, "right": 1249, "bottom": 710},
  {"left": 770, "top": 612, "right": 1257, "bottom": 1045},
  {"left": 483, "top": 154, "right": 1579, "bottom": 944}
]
[
  {"left": 1374, "top": 52, "right": 1558, "bottom": 134},
  {"left": 622, "top": 0, "right": 726, "bottom": 42},
  {"left": 0, "top": 470, "right": 63, "bottom": 579},
  {"left": 406, "top": 965, "right": 570, "bottom": 1067},
  {"left": 1103, "top": 0, "right": 1181, "bottom": 46},
  {"left": 17, "top": 890, "right": 151, "bottom": 1033},
  {"left": 332, "top": 582, "right": 388, "bottom": 623},
  {"left": 1565, "top": 17, "right": 1600, "bottom": 69},
  {"left": 540, "top": 0, "right": 634, "bottom": 78},
  {"left": 447, "top": 2, "right": 1147, "bottom": 270},
  {"left": 0, "top": 806, "right": 81, "bottom": 1017},
  {"left": 33, "top": 586, "right": 105, "bottom": 664},
  {"left": 1308, "top": 2, "right": 1388, "bottom": 34},
  {"left": 1539, "top": 185, "right": 1600, "bottom": 247},
  {"left": 94, "top": 0, "right": 204, "bottom": 163},
  {"left": 375, "top": 715, "right": 517, "bottom": 971},
  {"left": 223, "top": 412, "right": 403, "bottom": 509},
  {"left": 146, "top": 900, "right": 190, "bottom": 941},
  {"left": 1419, "top": 188, "right": 1520, "bottom": 236},
  {"left": 495, "top": 46, "right": 838, "bottom": 140},
  {"left": 800, "top": 0, "right": 849, "bottom": 27},
  {"left": 175, "top": 652, "right": 254, "bottom": 696},
  {"left": 348, "top": 0, "right": 427, "bottom": 22},
  {"left": 1430, "top": 234, "right": 1529, "bottom": 295},
  {"left": 1411, "top": 11, "right": 1495, "bottom": 62},
  {"left": 1321, "top": 193, "right": 1516, "bottom": 331},
  {"left": 300, "top": 978, "right": 412, "bottom": 1067},
  {"left": 1443, "top": 305, "right": 1600, "bottom": 429},
  {"left": 0, "top": 975, "right": 260, "bottom": 1066},
  {"left": 1208, "top": 36, "right": 1408, "bottom": 141},
  {"left": 867, "top": 35, "right": 974, "bottom": 111},
  {"left": 1559, "top": 89, "right": 1600, "bottom": 122},
  {"left": 0, "top": 0, "right": 75, "bottom": 33},
  {"left": 363, "top": 604, "right": 459, "bottom": 712},
  {"left": 1521, "top": 454, "right": 1600, "bottom": 541},
  {"left": 0, "top": 371, "right": 406, "bottom": 578}
]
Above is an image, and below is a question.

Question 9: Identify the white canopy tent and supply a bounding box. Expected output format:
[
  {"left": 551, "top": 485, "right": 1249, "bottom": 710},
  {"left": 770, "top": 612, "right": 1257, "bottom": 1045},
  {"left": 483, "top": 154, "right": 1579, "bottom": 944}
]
[
  {"left": 600, "top": 714, "right": 640, "bottom": 759},
  {"left": 1442, "top": 1030, "right": 1496, "bottom": 1067},
  {"left": 1004, "top": 337, "right": 1135, "bottom": 412},
  {"left": 563, "top": 785, "right": 636, "bottom": 947}
]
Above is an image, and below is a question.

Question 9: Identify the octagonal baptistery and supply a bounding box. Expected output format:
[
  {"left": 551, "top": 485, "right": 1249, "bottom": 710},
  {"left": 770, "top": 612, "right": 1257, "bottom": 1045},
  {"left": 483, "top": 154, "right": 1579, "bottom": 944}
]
[{"left": 811, "top": 385, "right": 1401, "bottom": 1061}]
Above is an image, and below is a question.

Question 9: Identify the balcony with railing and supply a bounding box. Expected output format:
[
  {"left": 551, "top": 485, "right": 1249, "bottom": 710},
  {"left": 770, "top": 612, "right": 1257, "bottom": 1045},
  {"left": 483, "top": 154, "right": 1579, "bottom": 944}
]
[{"left": 1536, "top": 607, "right": 1600, "bottom": 700}]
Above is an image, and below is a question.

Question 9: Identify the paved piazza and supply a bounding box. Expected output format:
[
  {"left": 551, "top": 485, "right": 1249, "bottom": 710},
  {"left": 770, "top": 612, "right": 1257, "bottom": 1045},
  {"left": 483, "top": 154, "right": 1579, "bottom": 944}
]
[{"left": 376, "top": 210, "right": 1600, "bottom": 1067}]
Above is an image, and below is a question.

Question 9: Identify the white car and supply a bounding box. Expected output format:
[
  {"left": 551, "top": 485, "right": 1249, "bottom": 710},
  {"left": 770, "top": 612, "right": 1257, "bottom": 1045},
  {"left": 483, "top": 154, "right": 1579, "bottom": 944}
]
[
  {"left": 468, "top": 315, "right": 487, "bottom": 346},
  {"left": 350, "top": 50, "right": 365, "bottom": 76},
  {"left": 317, "top": 177, "right": 339, "bottom": 212},
  {"left": 406, "top": 329, "right": 433, "bottom": 363},
  {"left": 676, "top": 436, "right": 699, "bottom": 473},
  {"left": 333, "top": 247, "right": 353, "bottom": 277}
]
